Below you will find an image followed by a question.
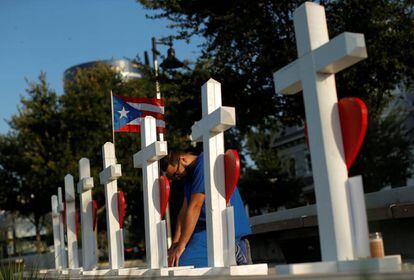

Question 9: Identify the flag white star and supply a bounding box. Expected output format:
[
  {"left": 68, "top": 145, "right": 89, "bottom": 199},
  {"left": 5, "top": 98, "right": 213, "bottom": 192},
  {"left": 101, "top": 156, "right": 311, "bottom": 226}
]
[{"left": 118, "top": 106, "right": 129, "bottom": 119}]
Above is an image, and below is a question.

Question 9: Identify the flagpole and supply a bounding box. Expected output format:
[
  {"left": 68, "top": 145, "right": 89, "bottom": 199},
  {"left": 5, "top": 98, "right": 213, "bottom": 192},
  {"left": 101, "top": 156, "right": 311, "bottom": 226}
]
[{"left": 110, "top": 90, "right": 116, "bottom": 150}]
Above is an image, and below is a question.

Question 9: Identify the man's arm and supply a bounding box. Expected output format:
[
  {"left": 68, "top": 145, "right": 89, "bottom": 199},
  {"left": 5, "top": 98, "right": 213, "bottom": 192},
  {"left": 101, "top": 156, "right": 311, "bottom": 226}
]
[
  {"left": 169, "top": 193, "right": 205, "bottom": 266},
  {"left": 171, "top": 198, "right": 187, "bottom": 247}
]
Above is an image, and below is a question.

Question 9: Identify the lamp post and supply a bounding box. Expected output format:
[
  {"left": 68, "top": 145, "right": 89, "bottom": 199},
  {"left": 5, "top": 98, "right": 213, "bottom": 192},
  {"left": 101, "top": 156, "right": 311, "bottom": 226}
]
[
  {"left": 151, "top": 36, "right": 184, "bottom": 108},
  {"left": 149, "top": 36, "right": 184, "bottom": 248}
]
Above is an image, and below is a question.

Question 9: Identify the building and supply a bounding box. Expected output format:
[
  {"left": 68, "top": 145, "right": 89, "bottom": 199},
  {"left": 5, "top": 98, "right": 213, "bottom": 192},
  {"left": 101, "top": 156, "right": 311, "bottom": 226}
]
[
  {"left": 271, "top": 125, "right": 314, "bottom": 199},
  {"left": 63, "top": 58, "right": 143, "bottom": 84},
  {"left": 0, "top": 211, "right": 48, "bottom": 258}
]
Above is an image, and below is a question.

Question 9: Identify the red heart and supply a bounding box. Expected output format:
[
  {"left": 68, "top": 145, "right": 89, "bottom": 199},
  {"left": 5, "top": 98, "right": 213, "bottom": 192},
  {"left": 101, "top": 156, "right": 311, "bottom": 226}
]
[
  {"left": 303, "top": 97, "right": 368, "bottom": 170},
  {"left": 338, "top": 97, "right": 368, "bottom": 170},
  {"left": 63, "top": 202, "right": 66, "bottom": 225},
  {"left": 224, "top": 149, "right": 240, "bottom": 204},
  {"left": 159, "top": 175, "right": 170, "bottom": 218},
  {"left": 76, "top": 210, "right": 80, "bottom": 238},
  {"left": 92, "top": 200, "right": 98, "bottom": 231},
  {"left": 118, "top": 191, "right": 126, "bottom": 229}
]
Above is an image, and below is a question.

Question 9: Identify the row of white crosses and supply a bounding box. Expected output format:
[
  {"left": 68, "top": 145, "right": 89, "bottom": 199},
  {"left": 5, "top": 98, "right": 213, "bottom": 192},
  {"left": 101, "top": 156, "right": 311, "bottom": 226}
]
[
  {"left": 49, "top": 118, "right": 183, "bottom": 276},
  {"left": 50, "top": 159, "right": 99, "bottom": 274},
  {"left": 50, "top": 101, "right": 267, "bottom": 277},
  {"left": 49, "top": 146, "right": 125, "bottom": 275},
  {"left": 50, "top": 2, "right": 400, "bottom": 275}
]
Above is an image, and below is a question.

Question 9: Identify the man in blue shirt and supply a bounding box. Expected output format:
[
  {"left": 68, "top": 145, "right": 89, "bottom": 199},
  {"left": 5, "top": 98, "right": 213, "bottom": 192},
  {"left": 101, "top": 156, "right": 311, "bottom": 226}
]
[{"left": 161, "top": 150, "right": 252, "bottom": 268}]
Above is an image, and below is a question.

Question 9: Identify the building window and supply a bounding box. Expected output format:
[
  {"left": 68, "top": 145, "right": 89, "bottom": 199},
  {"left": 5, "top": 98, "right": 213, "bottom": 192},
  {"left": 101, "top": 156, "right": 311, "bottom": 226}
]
[{"left": 305, "top": 152, "right": 312, "bottom": 174}]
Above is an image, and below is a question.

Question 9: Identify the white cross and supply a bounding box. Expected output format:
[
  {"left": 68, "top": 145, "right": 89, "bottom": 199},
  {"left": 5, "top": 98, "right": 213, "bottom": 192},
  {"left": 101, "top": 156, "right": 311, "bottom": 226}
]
[
  {"left": 57, "top": 187, "right": 68, "bottom": 268},
  {"left": 64, "top": 174, "right": 80, "bottom": 269},
  {"left": 51, "top": 195, "right": 63, "bottom": 269},
  {"left": 191, "top": 78, "right": 236, "bottom": 267},
  {"left": 133, "top": 116, "right": 168, "bottom": 269},
  {"left": 273, "top": 2, "right": 367, "bottom": 261},
  {"left": 77, "top": 158, "right": 97, "bottom": 271},
  {"left": 99, "top": 142, "right": 124, "bottom": 269}
]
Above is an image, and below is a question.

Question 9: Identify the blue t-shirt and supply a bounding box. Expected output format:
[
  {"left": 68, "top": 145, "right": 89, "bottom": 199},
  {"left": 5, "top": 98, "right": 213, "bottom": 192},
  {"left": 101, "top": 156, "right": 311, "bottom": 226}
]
[{"left": 183, "top": 153, "right": 251, "bottom": 238}]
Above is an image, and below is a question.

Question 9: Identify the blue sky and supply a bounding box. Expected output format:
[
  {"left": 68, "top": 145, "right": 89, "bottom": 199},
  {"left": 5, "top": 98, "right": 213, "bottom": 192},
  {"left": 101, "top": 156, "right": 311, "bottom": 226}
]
[{"left": 0, "top": 0, "right": 202, "bottom": 134}]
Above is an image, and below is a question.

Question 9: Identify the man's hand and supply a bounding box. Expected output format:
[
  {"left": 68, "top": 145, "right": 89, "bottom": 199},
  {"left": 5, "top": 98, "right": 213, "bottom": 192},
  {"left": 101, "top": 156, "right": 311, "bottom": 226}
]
[
  {"left": 168, "top": 242, "right": 178, "bottom": 255},
  {"left": 168, "top": 243, "right": 185, "bottom": 267}
]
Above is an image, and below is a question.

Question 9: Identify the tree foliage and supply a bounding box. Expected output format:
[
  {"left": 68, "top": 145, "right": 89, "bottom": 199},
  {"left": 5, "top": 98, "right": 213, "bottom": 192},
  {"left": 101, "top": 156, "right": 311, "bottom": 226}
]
[
  {"left": 140, "top": 0, "right": 414, "bottom": 124},
  {"left": 139, "top": 0, "right": 414, "bottom": 195},
  {"left": 350, "top": 111, "right": 413, "bottom": 192}
]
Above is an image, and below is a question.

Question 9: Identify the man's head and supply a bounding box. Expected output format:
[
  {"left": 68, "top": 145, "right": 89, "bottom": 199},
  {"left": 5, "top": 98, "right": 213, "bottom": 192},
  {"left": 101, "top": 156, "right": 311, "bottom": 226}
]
[{"left": 160, "top": 150, "right": 196, "bottom": 180}]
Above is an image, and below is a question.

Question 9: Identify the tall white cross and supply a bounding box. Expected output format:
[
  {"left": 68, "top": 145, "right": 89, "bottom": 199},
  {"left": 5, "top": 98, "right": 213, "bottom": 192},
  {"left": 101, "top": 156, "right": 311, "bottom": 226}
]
[
  {"left": 133, "top": 116, "right": 168, "bottom": 269},
  {"left": 51, "top": 195, "right": 63, "bottom": 269},
  {"left": 99, "top": 142, "right": 124, "bottom": 269},
  {"left": 77, "top": 158, "right": 97, "bottom": 271},
  {"left": 57, "top": 187, "right": 68, "bottom": 268},
  {"left": 273, "top": 2, "right": 367, "bottom": 261},
  {"left": 64, "top": 174, "right": 80, "bottom": 268},
  {"left": 191, "top": 79, "right": 236, "bottom": 267}
]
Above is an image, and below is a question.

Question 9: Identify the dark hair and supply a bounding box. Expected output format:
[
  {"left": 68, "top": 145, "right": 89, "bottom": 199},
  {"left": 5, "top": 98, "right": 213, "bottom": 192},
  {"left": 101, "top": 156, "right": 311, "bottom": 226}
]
[{"left": 160, "top": 150, "right": 184, "bottom": 173}]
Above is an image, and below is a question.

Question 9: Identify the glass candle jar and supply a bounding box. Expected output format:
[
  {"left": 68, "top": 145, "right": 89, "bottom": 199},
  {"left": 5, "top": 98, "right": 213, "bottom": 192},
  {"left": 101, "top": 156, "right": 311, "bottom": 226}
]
[{"left": 369, "top": 232, "right": 385, "bottom": 258}]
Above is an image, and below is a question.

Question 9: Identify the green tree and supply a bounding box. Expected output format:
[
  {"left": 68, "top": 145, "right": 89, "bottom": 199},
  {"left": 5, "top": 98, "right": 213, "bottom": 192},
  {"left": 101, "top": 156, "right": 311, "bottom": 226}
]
[
  {"left": 0, "top": 73, "right": 66, "bottom": 252},
  {"left": 350, "top": 110, "right": 413, "bottom": 192},
  {"left": 139, "top": 0, "right": 414, "bottom": 198},
  {"left": 139, "top": 0, "right": 414, "bottom": 121},
  {"left": 239, "top": 122, "right": 305, "bottom": 214}
]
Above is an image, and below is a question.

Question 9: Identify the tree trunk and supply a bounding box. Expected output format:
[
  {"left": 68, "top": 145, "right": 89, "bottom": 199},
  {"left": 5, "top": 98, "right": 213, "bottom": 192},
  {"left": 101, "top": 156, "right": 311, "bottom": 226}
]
[
  {"left": 12, "top": 212, "right": 17, "bottom": 256},
  {"left": 35, "top": 215, "right": 42, "bottom": 253}
]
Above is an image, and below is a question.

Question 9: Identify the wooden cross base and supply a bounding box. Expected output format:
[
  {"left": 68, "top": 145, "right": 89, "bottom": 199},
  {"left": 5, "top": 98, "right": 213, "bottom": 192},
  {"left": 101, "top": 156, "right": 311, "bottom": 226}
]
[
  {"left": 171, "top": 263, "right": 268, "bottom": 276},
  {"left": 276, "top": 255, "right": 401, "bottom": 275}
]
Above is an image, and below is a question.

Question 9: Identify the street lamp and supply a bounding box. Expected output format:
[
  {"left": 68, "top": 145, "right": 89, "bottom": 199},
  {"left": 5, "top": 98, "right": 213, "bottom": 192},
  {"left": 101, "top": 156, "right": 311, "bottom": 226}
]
[{"left": 151, "top": 36, "right": 184, "bottom": 101}]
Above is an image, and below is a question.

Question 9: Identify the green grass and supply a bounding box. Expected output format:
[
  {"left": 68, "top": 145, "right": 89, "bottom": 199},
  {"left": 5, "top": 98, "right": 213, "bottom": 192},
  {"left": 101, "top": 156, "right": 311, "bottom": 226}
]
[{"left": 0, "top": 261, "right": 43, "bottom": 280}]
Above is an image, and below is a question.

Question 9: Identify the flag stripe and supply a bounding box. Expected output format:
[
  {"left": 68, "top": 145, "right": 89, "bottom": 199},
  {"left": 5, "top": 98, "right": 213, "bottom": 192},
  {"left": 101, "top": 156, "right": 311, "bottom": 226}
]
[
  {"left": 114, "top": 94, "right": 165, "bottom": 106},
  {"left": 140, "top": 111, "right": 164, "bottom": 120},
  {"left": 127, "top": 102, "right": 164, "bottom": 114},
  {"left": 115, "top": 124, "right": 166, "bottom": 133}
]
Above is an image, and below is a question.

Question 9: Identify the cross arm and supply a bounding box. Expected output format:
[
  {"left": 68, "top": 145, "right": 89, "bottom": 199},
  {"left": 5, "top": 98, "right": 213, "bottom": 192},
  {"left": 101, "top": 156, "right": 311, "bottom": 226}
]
[
  {"left": 77, "top": 177, "right": 94, "bottom": 194},
  {"left": 273, "top": 60, "right": 301, "bottom": 95},
  {"left": 99, "top": 164, "right": 122, "bottom": 184},
  {"left": 191, "top": 106, "right": 236, "bottom": 142},
  {"left": 314, "top": 32, "right": 367, "bottom": 74},
  {"left": 133, "top": 141, "right": 168, "bottom": 168}
]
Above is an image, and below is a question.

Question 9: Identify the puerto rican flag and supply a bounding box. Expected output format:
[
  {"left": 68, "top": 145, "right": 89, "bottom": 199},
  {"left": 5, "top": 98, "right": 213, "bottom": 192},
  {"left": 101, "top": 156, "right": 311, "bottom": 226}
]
[{"left": 113, "top": 94, "right": 165, "bottom": 133}]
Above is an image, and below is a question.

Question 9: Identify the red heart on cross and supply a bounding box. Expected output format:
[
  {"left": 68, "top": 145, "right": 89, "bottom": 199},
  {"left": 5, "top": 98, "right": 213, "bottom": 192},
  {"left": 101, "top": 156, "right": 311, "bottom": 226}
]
[
  {"left": 224, "top": 149, "right": 241, "bottom": 204},
  {"left": 63, "top": 202, "right": 66, "bottom": 225},
  {"left": 159, "top": 175, "right": 170, "bottom": 218},
  {"left": 304, "top": 97, "right": 368, "bottom": 170},
  {"left": 118, "top": 191, "right": 126, "bottom": 229},
  {"left": 338, "top": 97, "right": 368, "bottom": 170},
  {"left": 92, "top": 200, "right": 98, "bottom": 231},
  {"left": 76, "top": 210, "right": 80, "bottom": 238}
]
